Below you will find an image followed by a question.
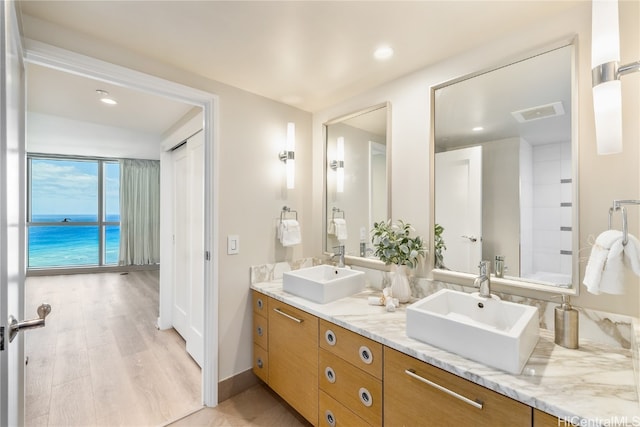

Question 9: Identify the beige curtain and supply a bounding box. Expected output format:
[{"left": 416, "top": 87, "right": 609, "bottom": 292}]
[{"left": 118, "top": 159, "right": 160, "bottom": 265}]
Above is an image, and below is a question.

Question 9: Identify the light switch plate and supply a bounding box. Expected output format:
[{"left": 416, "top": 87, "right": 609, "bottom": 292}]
[{"left": 227, "top": 235, "right": 239, "bottom": 255}]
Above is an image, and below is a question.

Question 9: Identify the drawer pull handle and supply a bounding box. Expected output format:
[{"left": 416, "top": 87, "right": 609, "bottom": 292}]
[
  {"left": 325, "top": 366, "right": 336, "bottom": 384},
  {"left": 359, "top": 345, "right": 373, "bottom": 364},
  {"left": 325, "top": 329, "right": 337, "bottom": 346},
  {"left": 273, "top": 308, "right": 303, "bottom": 323},
  {"left": 325, "top": 409, "right": 336, "bottom": 427},
  {"left": 256, "top": 326, "right": 263, "bottom": 336},
  {"left": 256, "top": 298, "right": 264, "bottom": 310},
  {"left": 256, "top": 357, "right": 264, "bottom": 369},
  {"left": 358, "top": 387, "right": 373, "bottom": 407},
  {"left": 404, "top": 369, "right": 483, "bottom": 410}
]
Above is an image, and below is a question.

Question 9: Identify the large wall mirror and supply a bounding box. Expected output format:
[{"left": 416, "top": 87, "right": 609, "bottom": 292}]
[
  {"left": 324, "top": 103, "right": 390, "bottom": 263},
  {"left": 431, "top": 40, "right": 579, "bottom": 294}
]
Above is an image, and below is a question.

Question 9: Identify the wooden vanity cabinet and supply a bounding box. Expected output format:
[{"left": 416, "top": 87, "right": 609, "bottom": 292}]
[
  {"left": 251, "top": 291, "right": 269, "bottom": 383},
  {"left": 268, "top": 297, "right": 319, "bottom": 425},
  {"left": 533, "top": 409, "right": 561, "bottom": 426},
  {"left": 318, "top": 320, "right": 383, "bottom": 426},
  {"left": 383, "top": 346, "right": 532, "bottom": 426}
]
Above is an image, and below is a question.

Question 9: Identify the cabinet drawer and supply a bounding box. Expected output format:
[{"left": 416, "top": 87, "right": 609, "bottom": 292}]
[
  {"left": 253, "top": 312, "right": 268, "bottom": 349},
  {"left": 384, "top": 347, "right": 531, "bottom": 427},
  {"left": 252, "top": 343, "right": 268, "bottom": 384},
  {"left": 319, "top": 319, "right": 383, "bottom": 379},
  {"left": 533, "top": 409, "right": 560, "bottom": 426},
  {"left": 319, "top": 348, "right": 382, "bottom": 426},
  {"left": 252, "top": 290, "right": 268, "bottom": 315},
  {"left": 319, "top": 390, "right": 370, "bottom": 427}
]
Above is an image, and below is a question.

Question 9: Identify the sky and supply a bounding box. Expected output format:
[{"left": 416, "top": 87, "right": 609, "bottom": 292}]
[{"left": 30, "top": 159, "right": 120, "bottom": 218}]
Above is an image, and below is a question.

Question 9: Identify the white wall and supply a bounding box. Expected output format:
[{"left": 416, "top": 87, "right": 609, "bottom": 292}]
[
  {"left": 27, "top": 112, "right": 162, "bottom": 159},
  {"left": 22, "top": 18, "right": 314, "bottom": 383},
  {"left": 482, "top": 138, "right": 520, "bottom": 276},
  {"left": 313, "top": 2, "right": 640, "bottom": 316}
]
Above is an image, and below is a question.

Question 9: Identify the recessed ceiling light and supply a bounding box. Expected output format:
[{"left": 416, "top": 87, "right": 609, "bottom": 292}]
[
  {"left": 472, "top": 126, "right": 484, "bottom": 132},
  {"left": 374, "top": 46, "right": 394, "bottom": 61},
  {"left": 96, "top": 89, "right": 117, "bottom": 105}
]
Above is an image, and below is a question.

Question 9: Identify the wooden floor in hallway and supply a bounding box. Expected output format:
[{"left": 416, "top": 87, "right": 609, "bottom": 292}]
[
  {"left": 166, "top": 383, "right": 311, "bottom": 427},
  {"left": 24, "top": 271, "right": 202, "bottom": 426}
]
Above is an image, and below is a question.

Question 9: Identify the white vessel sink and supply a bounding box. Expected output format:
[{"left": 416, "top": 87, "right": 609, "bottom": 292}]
[
  {"left": 406, "top": 289, "right": 539, "bottom": 374},
  {"left": 282, "top": 265, "right": 365, "bottom": 304}
]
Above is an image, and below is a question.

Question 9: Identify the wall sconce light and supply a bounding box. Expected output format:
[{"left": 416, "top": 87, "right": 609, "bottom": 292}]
[
  {"left": 330, "top": 136, "right": 345, "bottom": 193},
  {"left": 279, "top": 122, "right": 295, "bottom": 189},
  {"left": 591, "top": 0, "right": 640, "bottom": 155}
]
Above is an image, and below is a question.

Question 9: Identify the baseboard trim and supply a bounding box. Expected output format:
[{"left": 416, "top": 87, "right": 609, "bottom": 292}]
[
  {"left": 218, "top": 368, "right": 260, "bottom": 402},
  {"left": 26, "top": 264, "right": 160, "bottom": 276}
]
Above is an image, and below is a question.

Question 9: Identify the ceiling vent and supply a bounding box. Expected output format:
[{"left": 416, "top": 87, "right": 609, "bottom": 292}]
[{"left": 511, "top": 101, "right": 565, "bottom": 123}]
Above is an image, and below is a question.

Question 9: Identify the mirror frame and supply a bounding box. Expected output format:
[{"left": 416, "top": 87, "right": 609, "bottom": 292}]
[
  {"left": 429, "top": 38, "right": 580, "bottom": 296},
  {"left": 323, "top": 101, "right": 392, "bottom": 269}
]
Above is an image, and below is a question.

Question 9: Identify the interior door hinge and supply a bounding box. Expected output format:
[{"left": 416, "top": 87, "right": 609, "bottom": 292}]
[
  {"left": 205, "top": 251, "right": 211, "bottom": 261},
  {"left": 1, "top": 326, "right": 5, "bottom": 351}
]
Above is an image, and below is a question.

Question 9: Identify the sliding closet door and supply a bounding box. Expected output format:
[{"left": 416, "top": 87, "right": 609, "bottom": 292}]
[
  {"left": 172, "top": 131, "right": 205, "bottom": 367},
  {"left": 172, "top": 143, "right": 190, "bottom": 340},
  {"left": 185, "top": 132, "right": 205, "bottom": 366}
]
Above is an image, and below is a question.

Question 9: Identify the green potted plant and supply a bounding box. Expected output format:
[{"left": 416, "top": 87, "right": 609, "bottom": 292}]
[
  {"left": 434, "top": 223, "right": 446, "bottom": 269},
  {"left": 371, "top": 220, "right": 426, "bottom": 303}
]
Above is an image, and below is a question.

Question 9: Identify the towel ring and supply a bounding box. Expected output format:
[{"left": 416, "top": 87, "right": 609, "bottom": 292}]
[
  {"left": 280, "top": 206, "right": 298, "bottom": 223},
  {"left": 608, "top": 199, "right": 640, "bottom": 246},
  {"left": 332, "top": 207, "right": 345, "bottom": 220}
]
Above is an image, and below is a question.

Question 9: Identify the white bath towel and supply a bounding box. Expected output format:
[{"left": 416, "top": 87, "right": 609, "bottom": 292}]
[
  {"left": 278, "top": 219, "right": 301, "bottom": 247},
  {"left": 331, "top": 218, "right": 348, "bottom": 242},
  {"left": 583, "top": 230, "right": 640, "bottom": 295}
]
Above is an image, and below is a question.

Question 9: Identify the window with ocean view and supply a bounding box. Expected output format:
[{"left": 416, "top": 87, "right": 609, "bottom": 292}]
[{"left": 28, "top": 156, "right": 120, "bottom": 268}]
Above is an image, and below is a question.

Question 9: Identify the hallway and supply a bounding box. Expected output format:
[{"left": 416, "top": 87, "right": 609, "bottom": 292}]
[{"left": 24, "top": 271, "right": 201, "bottom": 426}]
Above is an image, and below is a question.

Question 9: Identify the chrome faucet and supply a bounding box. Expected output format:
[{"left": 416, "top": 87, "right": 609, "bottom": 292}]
[
  {"left": 331, "top": 245, "right": 345, "bottom": 268},
  {"left": 473, "top": 260, "right": 491, "bottom": 298}
]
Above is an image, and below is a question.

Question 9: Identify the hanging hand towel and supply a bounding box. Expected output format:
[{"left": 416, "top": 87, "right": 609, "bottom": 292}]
[
  {"left": 279, "top": 219, "right": 301, "bottom": 247},
  {"left": 584, "top": 230, "right": 640, "bottom": 295},
  {"left": 327, "top": 220, "right": 336, "bottom": 236},
  {"left": 332, "top": 218, "right": 348, "bottom": 242}
]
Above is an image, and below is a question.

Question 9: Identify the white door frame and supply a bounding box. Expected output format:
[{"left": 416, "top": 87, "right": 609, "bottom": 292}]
[{"left": 23, "top": 40, "right": 220, "bottom": 406}]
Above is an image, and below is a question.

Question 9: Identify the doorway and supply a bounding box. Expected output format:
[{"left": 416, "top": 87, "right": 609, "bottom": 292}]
[{"left": 23, "top": 42, "right": 219, "bottom": 414}]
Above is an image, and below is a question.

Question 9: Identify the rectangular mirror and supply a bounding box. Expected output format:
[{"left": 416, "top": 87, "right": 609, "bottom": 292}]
[
  {"left": 324, "top": 103, "right": 390, "bottom": 262},
  {"left": 431, "top": 40, "right": 579, "bottom": 294}
]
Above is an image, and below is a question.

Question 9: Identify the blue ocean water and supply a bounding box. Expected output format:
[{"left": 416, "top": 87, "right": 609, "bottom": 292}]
[{"left": 28, "top": 214, "right": 120, "bottom": 268}]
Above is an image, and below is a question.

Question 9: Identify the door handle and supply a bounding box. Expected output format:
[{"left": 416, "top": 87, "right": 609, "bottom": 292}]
[
  {"left": 8, "top": 303, "right": 52, "bottom": 343},
  {"left": 461, "top": 235, "right": 479, "bottom": 242}
]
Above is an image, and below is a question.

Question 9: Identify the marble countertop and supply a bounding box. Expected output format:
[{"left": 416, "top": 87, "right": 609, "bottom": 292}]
[{"left": 251, "top": 280, "right": 639, "bottom": 426}]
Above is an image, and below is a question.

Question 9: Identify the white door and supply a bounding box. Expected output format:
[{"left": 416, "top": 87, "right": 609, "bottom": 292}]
[
  {"left": 435, "top": 146, "right": 483, "bottom": 273},
  {"left": 185, "top": 132, "right": 204, "bottom": 366},
  {"left": 172, "top": 131, "right": 204, "bottom": 367},
  {"left": 172, "top": 144, "right": 189, "bottom": 339},
  {"left": 1, "top": 2, "right": 26, "bottom": 425}
]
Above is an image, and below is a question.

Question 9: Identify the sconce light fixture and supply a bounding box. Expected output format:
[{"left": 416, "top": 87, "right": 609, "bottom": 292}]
[
  {"left": 330, "top": 136, "right": 345, "bottom": 193},
  {"left": 279, "top": 122, "right": 295, "bottom": 189},
  {"left": 591, "top": 0, "right": 640, "bottom": 155}
]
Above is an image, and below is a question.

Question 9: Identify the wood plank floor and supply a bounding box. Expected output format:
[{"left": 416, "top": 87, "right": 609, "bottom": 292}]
[
  {"left": 166, "top": 383, "right": 311, "bottom": 427},
  {"left": 25, "top": 271, "right": 202, "bottom": 427}
]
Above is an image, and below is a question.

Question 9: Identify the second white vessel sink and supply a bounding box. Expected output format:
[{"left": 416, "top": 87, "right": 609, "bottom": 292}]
[
  {"left": 282, "top": 265, "right": 365, "bottom": 304},
  {"left": 406, "top": 289, "right": 539, "bottom": 374}
]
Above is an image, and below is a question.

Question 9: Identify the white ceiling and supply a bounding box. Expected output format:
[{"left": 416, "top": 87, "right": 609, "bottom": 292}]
[
  {"left": 20, "top": 1, "right": 582, "bottom": 135},
  {"left": 27, "top": 63, "right": 195, "bottom": 136}
]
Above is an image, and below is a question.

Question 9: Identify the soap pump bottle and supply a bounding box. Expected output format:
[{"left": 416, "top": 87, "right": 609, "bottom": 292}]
[{"left": 554, "top": 295, "right": 579, "bottom": 349}]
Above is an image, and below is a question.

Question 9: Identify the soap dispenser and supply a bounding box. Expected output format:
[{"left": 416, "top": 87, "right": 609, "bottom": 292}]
[{"left": 554, "top": 295, "right": 579, "bottom": 349}]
